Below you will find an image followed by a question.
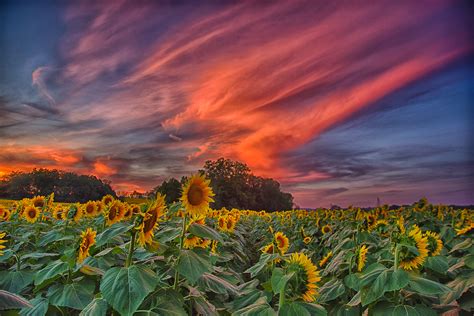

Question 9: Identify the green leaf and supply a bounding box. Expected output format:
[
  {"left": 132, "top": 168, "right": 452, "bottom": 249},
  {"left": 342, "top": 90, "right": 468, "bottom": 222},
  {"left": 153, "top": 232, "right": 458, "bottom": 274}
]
[
  {"left": 346, "top": 291, "right": 361, "bottom": 307},
  {"left": 318, "top": 279, "right": 345, "bottom": 303},
  {"left": 0, "top": 271, "right": 35, "bottom": 293},
  {"left": 48, "top": 280, "right": 95, "bottom": 310},
  {"left": 34, "top": 260, "right": 68, "bottom": 287},
  {"left": 450, "top": 238, "right": 471, "bottom": 253},
  {"left": 199, "top": 273, "right": 239, "bottom": 295},
  {"left": 280, "top": 301, "right": 311, "bottom": 316},
  {"left": 0, "top": 290, "right": 32, "bottom": 310},
  {"left": 19, "top": 297, "right": 48, "bottom": 316},
  {"left": 424, "top": 256, "right": 449, "bottom": 274},
  {"left": 156, "top": 226, "right": 182, "bottom": 243},
  {"left": 80, "top": 297, "right": 108, "bottom": 316},
  {"left": 177, "top": 249, "right": 212, "bottom": 285},
  {"left": 408, "top": 275, "right": 451, "bottom": 296},
  {"left": 21, "top": 252, "right": 59, "bottom": 260},
  {"left": 95, "top": 223, "right": 133, "bottom": 247},
  {"left": 344, "top": 274, "right": 360, "bottom": 291},
  {"left": 188, "top": 223, "right": 224, "bottom": 243},
  {"left": 465, "top": 254, "right": 474, "bottom": 269},
  {"left": 150, "top": 290, "right": 187, "bottom": 316},
  {"left": 298, "top": 302, "right": 327, "bottom": 316},
  {"left": 358, "top": 263, "right": 386, "bottom": 287},
  {"left": 232, "top": 297, "right": 274, "bottom": 316},
  {"left": 270, "top": 268, "right": 294, "bottom": 294},
  {"left": 361, "top": 269, "right": 388, "bottom": 306},
  {"left": 440, "top": 271, "right": 474, "bottom": 304},
  {"left": 386, "top": 269, "right": 409, "bottom": 291},
  {"left": 372, "top": 302, "right": 421, "bottom": 316},
  {"left": 100, "top": 264, "right": 159, "bottom": 316},
  {"left": 244, "top": 253, "right": 279, "bottom": 278}
]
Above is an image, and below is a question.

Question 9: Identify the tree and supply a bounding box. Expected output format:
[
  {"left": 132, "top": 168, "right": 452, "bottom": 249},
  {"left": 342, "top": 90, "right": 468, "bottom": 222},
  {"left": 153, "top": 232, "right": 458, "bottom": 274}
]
[
  {"left": 152, "top": 178, "right": 182, "bottom": 204},
  {"left": 200, "top": 158, "right": 294, "bottom": 211},
  {"left": 0, "top": 169, "right": 116, "bottom": 203}
]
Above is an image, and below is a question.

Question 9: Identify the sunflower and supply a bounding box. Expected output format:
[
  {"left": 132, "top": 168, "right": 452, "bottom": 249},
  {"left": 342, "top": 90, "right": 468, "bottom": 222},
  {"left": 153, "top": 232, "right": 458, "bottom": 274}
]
[
  {"left": 397, "top": 216, "right": 406, "bottom": 234},
  {"left": 0, "top": 232, "right": 7, "bottom": 256},
  {"left": 83, "top": 201, "right": 97, "bottom": 217},
  {"left": 424, "top": 231, "right": 443, "bottom": 256},
  {"left": 72, "top": 204, "right": 83, "bottom": 223},
  {"left": 286, "top": 253, "right": 321, "bottom": 302},
  {"left": 225, "top": 216, "right": 237, "bottom": 233},
  {"left": 275, "top": 232, "right": 290, "bottom": 255},
  {"left": 262, "top": 243, "right": 275, "bottom": 254},
  {"left": 24, "top": 205, "right": 40, "bottom": 223},
  {"left": 321, "top": 225, "right": 332, "bottom": 235},
  {"left": 456, "top": 222, "right": 474, "bottom": 236},
  {"left": 371, "top": 219, "right": 390, "bottom": 236},
  {"left": 0, "top": 207, "right": 11, "bottom": 221},
  {"left": 357, "top": 245, "right": 368, "bottom": 272},
  {"left": 95, "top": 201, "right": 104, "bottom": 215},
  {"left": 131, "top": 205, "right": 141, "bottom": 215},
  {"left": 303, "top": 236, "right": 312, "bottom": 244},
  {"left": 183, "top": 235, "right": 201, "bottom": 249},
  {"left": 138, "top": 195, "right": 166, "bottom": 246},
  {"left": 102, "top": 195, "right": 114, "bottom": 206},
  {"left": 122, "top": 204, "right": 133, "bottom": 221},
  {"left": 217, "top": 216, "right": 227, "bottom": 231},
  {"left": 105, "top": 201, "right": 125, "bottom": 226},
  {"left": 181, "top": 174, "right": 215, "bottom": 216},
  {"left": 52, "top": 207, "right": 64, "bottom": 220},
  {"left": 211, "top": 240, "right": 218, "bottom": 254},
  {"left": 78, "top": 228, "right": 96, "bottom": 263},
  {"left": 31, "top": 196, "right": 45, "bottom": 209},
  {"left": 319, "top": 251, "right": 333, "bottom": 268},
  {"left": 398, "top": 225, "right": 429, "bottom": 271}
]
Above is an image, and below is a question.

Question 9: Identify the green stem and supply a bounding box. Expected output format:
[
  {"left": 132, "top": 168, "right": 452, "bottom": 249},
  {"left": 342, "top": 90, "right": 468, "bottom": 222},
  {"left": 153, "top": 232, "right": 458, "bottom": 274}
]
[
  {"left": 394, "top": 244, "right": 401, "bottom": 271},
  {"left": 173, "top": 214, "right": 188, "bottom": 290},
  {"left": 278, "top": 283, "right": 286, "bottom": 311},
  {"left": 125, "top": 231, "right": 137, "bottom": 268},
  {"left": 15, "top": 254, "right": 21, "bottom": 271}
]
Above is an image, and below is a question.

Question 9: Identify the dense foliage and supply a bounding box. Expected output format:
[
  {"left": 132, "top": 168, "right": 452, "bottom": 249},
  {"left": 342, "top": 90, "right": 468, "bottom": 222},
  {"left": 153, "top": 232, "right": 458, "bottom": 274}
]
[
  {"left": 0, "top": 169, "right": 116, "bottom": 203},
  {"left": 0, "top": 176, "right": 473, "bottom": 315}
]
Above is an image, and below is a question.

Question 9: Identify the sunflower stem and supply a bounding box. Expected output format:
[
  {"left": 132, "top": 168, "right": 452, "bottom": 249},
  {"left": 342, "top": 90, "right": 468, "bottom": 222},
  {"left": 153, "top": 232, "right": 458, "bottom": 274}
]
[
  {"left": 394, "top": 244, "right": 401, "bottom": 271},
  {"left": 15, "top": 254, "right": 21, "bottom": 271},
  {"left": 125, "top": 230, "right": 137, "bottom": 268},
  {"left": 173, "top": 214, "right": 188, "bottom": 290},
  {"left": 278, "top": 283, "right": 286, "bottom": 311}
]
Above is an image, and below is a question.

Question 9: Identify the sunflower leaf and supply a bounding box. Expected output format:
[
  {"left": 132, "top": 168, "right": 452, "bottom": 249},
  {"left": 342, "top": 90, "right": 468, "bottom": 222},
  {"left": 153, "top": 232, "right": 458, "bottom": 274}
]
[
  {"left": 188, "top": 223, "right": 224, "bottom": 244},
  {"left": 177, "top": 249, "right": 212, "bottom": 285}
]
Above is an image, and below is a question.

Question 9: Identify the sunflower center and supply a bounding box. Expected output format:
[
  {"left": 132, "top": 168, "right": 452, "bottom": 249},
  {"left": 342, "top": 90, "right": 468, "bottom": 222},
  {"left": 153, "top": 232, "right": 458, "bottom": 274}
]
[
  {"left": 28, "top": 209, "right": 36, "bottom": 218},
  {"left": 143, "top": 209, "right": 158, "bottom": 233},
  {"left": 187, "top": 184, "right": 204, "bottom": 206}
]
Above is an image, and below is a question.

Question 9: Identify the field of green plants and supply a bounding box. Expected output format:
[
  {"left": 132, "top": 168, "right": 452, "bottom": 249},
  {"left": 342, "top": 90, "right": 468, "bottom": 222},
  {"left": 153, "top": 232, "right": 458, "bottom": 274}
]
[{"left": 0, "top": 175, "right": 473, "bottom": 315}]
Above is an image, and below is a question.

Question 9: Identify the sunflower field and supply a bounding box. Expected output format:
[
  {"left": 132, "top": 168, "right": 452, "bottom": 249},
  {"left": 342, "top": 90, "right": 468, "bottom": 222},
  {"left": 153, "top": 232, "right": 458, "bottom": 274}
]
[{"left": 0, "top": 175, "right": 473, "bottom": 315}]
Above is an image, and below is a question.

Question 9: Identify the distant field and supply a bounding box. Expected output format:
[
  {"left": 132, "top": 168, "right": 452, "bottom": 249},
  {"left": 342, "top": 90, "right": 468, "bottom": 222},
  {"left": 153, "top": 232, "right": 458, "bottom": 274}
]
[{"left": 0, "top": 197, "right": 148, "bottom": 207}]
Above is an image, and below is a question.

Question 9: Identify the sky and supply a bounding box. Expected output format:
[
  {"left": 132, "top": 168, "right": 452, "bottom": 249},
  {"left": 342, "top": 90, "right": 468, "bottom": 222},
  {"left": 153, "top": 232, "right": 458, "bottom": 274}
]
[{"left": 0, "top": 0, "right": 473, "bottom": 208}]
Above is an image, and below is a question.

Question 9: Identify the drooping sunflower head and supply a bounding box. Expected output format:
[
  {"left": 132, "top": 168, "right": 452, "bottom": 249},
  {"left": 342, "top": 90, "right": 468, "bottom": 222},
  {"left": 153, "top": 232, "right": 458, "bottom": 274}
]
[
  {"left": 456, "top": 222, "right": 474, "bottom": 236},
  {"left": 181, "top": 174, "right": 215, "bottom": 216},
  {"left": 95, "top": 201, "right": 104, "bottom": 215},
  {"left": 357, "top": 245, "right": 368, "bottom": 272},
  {"left": 303, "top": 236, "right": 312, "bottom": 244},
  {"left": 78, "top": 228, "right": 97, "bottom": 264},
  {"left": 424, "top": 231, "right": 443, "bottom": 257},
  {"left": 102, "top": 195, "right": 114, "bottom": 206},
  {"left": 0, "top": 231, "right": 8, "bottom": 256},
  {"left": 122, "top": 204, "right": 133, "bottom": 221},
  {"left": 319, "top": 251, "right": 333, "bottom": 268},
  {"left": 24, "top": 205, "right": 40, "bottom": 223},
  {"left": 84, "top": 201, "right": 97, "bottom": 217},
  {"left": 274, "top": 232, "right": 290, "bottom": 255},
  {"left": 138, "top": 194, "right": 166, "bottom": 246},
  {"left": 226, "top": 216, "right": 237, "bottom": 233},
  {"left": 398, "top": 225, "right": 429, "bottom": 271},
  {"left": 262, "top": 243, "right": 275, "bottom": 254},
  {"left": 286, "top": 253, "right": 321, "bottom": 302},
  {"left": 397, "top": 216, "right": 406, "bottom": 234},
  {"left": 0, "top": 207, "right": 11, "bottom": 221},
  {"left": 217, "top": 216, "right": 227, "bottom": 231},
  {"left": 371, "top": 219, "right": 390, "bottom": 236},
  {"left": 72, "top": 204, "right": 83, "bottom": 223},
  {"left": 31, "top": 196, "right": 46, "bottom": 209},
  {"left": 321, "top": 224, "right": 332, "bottom": 235}
]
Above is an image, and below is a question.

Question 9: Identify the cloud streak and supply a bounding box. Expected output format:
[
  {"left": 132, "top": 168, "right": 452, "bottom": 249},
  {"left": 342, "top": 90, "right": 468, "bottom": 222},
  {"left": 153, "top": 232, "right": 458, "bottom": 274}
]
[{"left": 0, "top": 0, "right": 472, "bottom": 206}]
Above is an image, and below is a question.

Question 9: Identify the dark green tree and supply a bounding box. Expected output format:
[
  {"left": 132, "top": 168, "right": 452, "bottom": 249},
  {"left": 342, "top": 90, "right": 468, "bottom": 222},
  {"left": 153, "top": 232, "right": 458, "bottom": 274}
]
[
  {"left": 153, "top": 178, "right": 182, "bottom": 204},
  {"left": 200, "top": 158, "right": 294, "bottom": 211},
  {"left": 0, "top": 169, "right": 116, "bottom": 203}
]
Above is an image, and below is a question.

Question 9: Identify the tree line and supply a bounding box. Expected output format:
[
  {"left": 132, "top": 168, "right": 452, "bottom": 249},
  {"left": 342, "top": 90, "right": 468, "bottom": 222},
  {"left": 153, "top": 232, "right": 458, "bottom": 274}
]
[{"left": 0, "top": 158, "right": 294, "bottom": 211}]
